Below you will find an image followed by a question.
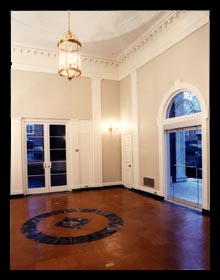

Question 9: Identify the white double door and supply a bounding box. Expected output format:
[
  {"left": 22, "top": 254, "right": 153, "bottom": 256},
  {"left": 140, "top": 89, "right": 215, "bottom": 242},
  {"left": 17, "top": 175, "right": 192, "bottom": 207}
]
[{"left": 24, "top": 120, "right": 68, "bottom": 194}]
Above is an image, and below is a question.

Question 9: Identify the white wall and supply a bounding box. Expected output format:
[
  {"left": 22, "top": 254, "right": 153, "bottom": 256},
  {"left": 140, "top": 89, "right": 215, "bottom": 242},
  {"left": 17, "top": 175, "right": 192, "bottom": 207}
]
[{"left": 11, "top": 70, "right": 92, "bottom": 119}]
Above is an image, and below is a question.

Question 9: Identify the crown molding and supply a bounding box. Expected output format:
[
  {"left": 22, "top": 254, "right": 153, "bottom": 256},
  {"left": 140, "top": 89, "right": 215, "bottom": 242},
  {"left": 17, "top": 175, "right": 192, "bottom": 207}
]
[
  {"left": 11, "top": 45, "right": 118, "bottom": 80},
  {"left": 81, "top": 55, "right": 118, "bottom": 80},
  {"left": 117, "top": 10, "right": 178, "bottom": 65},
  {"left": 11, "top": 10, "right": 209, "bottom": 81}
]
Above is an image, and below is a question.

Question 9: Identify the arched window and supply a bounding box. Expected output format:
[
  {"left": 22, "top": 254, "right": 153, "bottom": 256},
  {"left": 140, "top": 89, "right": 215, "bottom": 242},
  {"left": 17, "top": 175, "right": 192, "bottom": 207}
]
[{"left": 166, "top": 91, "right": 201, "bottom": 119}]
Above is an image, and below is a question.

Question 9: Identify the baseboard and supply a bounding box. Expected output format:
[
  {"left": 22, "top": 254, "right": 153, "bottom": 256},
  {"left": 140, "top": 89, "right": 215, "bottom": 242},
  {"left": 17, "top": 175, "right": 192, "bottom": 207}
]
[
  {"left": 130, "top": 188, "right": 164, "bottom": 201},
  {"left": 72, "top": 181, "right": 122, "bottom": 190},
  {"left": 10, "top": 194, "right": 25, "bottom": 199},
  {"left": 139, "top": 186, "right": 162, "bottom": 196},
  {"left": 102, "top": 181, "right": 122, "bottom": 187},
  {"left": 72, "top": 184, "right": 124, "bottom": 192},
  {"left": 202, "top": 209, "right": 210, "bottom": 216}
]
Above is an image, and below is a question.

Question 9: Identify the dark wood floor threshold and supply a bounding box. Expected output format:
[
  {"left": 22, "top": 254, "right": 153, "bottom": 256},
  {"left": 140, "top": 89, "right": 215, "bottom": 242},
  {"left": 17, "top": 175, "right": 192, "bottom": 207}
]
[{"left": 164, "top": 200, "right": 204, "bottom": 215}]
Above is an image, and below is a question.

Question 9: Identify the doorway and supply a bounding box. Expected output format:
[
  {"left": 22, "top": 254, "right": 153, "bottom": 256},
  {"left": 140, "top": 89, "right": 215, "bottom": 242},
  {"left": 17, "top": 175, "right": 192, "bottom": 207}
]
[
  {"left": 24, "top": 121, "right": 68, "bottom": 194},
  {"left": 167, "top": 127, "right": 202, "bottom": 208},
  {"left": 158, "top": 83, "right": 209, "bottom": 210}
]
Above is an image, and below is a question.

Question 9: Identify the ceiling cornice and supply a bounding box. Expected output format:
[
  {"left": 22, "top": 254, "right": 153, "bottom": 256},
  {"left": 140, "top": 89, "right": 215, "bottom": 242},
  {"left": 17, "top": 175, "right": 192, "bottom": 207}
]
[
  {"left": 11, "top": 10, "right": 209, "bottom": 81},
  {"left": 117, "top": 10, "right": 183, "bottom": 65},
  {"left": 117, "top": 10, "right": 209, "bottom": 80},
  {"left": 11, "top": 45, "right": 118, "bottom": 79}
]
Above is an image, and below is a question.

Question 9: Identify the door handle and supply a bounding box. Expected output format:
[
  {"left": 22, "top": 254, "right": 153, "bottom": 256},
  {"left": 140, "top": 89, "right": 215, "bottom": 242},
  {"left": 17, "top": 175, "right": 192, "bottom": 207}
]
[{"left": 43, "top": 162, "right": 51, "bottom": 168}]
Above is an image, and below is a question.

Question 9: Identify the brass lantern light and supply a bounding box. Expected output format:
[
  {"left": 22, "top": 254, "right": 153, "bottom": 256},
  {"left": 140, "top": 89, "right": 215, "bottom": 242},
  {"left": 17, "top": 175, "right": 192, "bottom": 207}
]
[{"left": 57, "top": 10, "right": 82, "bottom": 80}]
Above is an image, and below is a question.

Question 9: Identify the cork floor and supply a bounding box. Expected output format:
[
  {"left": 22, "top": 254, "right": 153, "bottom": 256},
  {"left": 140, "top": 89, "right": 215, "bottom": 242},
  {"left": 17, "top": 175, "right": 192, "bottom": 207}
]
[{"left": 10, "top": 188, "right": 210, "bottom": 270}]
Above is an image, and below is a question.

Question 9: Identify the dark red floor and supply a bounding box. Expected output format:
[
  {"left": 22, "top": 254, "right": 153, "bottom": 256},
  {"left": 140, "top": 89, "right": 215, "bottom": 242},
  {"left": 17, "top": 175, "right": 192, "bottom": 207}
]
[{"left": 10, "top": 188, "right": 210, "bottom": 270}]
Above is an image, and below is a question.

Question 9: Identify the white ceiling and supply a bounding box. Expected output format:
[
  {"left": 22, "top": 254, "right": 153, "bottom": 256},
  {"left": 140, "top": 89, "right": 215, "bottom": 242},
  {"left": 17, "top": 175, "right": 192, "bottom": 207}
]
[{"left": 11, "top": 10, "right": 172, "bottom": 59}]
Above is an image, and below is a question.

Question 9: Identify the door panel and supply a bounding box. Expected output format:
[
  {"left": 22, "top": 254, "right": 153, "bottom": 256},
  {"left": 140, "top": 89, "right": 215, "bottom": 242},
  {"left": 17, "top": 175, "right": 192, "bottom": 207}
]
[
  {"left": 79, "top": 121, "right": 92, "bottom": 186},
  {"left": 122, "top": 134, "right": 133, "bottom": 187}
]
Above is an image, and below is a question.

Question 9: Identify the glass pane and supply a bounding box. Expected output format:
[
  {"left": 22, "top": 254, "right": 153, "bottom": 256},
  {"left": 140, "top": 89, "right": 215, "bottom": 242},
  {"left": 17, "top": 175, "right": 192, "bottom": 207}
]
[
  {"left": 26, "top": 124, "right": 34, "bottom": 134},
  {"left": 50, "top": 149, "right": 66, "bottom": 161},
  {"left": 27, "top": 137, "right": 44, "bottom": 145},
  {"left": 49, "top": 125, "right": 65, "bottom": 136},
  {"left": 51, "top": 162, "right": 66, "bottom": 174},
  {"left": 27, "top": 148, "right": 44, "bottom": 162},
  {"left": 51, "top": 174, "right": 67, "bottom": 186},
  {"left": 166, "top": 92, "right": 201, "bottom": 119},
  {"left": 168, "top": 129, "right": 202, "bottom": 208},
  {"left": 26, "top": 137, "right": 44, "bottom": 162},
  {"left": 50, "top": 137, "right": 65, "bottom": 149},
  {"left": 28, "top": 176, "right": 45, "bottom": 188},
  {"left": 27, "top": 163, "right": 45, "bottom": 175},
  {"left": 26, "top": 139, "right": 34, "bottom": 154},
  {"left": 26, "top": 124, "right": 44, "bottom": 136}
]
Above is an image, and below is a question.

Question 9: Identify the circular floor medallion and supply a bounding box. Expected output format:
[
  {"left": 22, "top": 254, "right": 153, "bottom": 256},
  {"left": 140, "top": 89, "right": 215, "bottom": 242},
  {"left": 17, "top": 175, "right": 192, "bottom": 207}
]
[{"left": 20, "top": 208, "right": 123, "bottom": 245}]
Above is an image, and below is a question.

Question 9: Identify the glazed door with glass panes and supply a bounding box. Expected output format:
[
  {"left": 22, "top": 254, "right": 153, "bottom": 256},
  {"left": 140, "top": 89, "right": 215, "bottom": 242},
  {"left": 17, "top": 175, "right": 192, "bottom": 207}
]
[
  {"left": 24, "top": 122, "right": 68, "bottom": 194},
  {"left": 167, "top": 127, "right": 202, "bottom": 208}
]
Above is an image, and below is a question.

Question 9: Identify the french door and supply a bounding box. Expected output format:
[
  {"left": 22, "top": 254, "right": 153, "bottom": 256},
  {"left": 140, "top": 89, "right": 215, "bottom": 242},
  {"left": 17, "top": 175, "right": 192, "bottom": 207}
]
[{"left": 24, "top": 121, "right": 68, "bottom": 194}]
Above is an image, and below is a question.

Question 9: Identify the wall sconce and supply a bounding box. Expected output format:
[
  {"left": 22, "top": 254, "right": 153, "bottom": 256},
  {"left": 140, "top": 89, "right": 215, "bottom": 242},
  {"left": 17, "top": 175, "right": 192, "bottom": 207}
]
[
  {"left": 108, "top": 123, "right": 118, "bottom": 133},
  {"left": 102, "top": 121, "right": 120, "bottom": 133}
]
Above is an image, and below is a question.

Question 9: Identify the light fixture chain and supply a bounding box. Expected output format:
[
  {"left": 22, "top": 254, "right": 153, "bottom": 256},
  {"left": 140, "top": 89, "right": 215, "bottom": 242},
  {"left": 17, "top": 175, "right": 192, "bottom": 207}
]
[
  {"left": 68, "top": 10, "right": 70, "bottom": 32},
  {"left": 58, "top": 10, "right": 81, "bottom": 80}
]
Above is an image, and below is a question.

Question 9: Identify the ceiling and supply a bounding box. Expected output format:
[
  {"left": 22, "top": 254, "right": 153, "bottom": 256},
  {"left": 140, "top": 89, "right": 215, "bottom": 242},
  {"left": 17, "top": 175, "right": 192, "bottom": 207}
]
[{"left": 11, "top": 10, "right": 172, "bottom": 59}]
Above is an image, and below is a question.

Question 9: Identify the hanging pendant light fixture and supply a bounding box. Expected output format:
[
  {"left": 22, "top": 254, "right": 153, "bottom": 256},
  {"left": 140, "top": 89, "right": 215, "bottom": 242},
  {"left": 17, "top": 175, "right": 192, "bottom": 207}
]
[{"left": 57, "top": 10, "right": 82, "bottom": 80}]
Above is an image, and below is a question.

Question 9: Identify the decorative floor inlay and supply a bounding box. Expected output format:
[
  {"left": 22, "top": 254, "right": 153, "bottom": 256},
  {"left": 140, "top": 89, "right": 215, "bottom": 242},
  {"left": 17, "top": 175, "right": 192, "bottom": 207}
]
[
  {"left": 55, "top": 217, "right": 90, "bottom": 229},
  {"left": 20, "top": 208, "right": 123, "bottom": 245}
]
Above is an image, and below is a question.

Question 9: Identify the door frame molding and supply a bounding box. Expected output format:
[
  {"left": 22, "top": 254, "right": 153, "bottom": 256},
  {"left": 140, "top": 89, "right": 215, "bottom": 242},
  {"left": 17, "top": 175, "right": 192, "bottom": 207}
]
[{"left": 157, "top": 80, "right": 209, "bottom": 210}]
